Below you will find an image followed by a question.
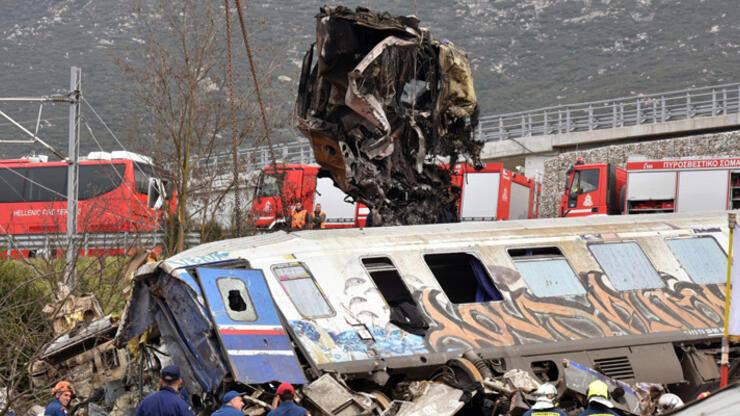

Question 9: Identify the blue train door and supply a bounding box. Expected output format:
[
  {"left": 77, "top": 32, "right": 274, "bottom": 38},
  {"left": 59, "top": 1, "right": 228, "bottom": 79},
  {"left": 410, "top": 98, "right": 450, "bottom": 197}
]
[{"left": 196, "top": 267, "right": 306, "bottom": 384}]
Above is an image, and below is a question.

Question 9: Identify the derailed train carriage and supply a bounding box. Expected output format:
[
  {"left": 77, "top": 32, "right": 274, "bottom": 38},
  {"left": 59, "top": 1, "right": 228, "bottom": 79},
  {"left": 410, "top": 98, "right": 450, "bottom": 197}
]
[{"left": 115, "top": 211, "right": 736, "bottom": 414}]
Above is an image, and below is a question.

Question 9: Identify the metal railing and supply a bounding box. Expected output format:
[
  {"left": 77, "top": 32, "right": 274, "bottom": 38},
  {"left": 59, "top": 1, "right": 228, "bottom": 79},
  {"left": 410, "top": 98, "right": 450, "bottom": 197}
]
[
  {"left": 194, "top": 83, "right": 740, "bottom": 171},
  {"left": 477, "top": 83, "right": 740, "bottom": 142},
  {"left": 2, "top": 232, "right": 201, "bottom": 256},
  {"left": 194, "top": 140, "right": 315, "bottom": 175}
]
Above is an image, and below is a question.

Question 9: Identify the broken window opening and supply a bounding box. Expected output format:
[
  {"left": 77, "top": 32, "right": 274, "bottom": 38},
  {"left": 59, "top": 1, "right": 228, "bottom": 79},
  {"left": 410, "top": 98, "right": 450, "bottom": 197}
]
[
  {"left": 531, "top": 360, "right": 559, "bottom": 383},
  {"left": 509, "top": 247, "right": 586, "bottom": 297},
  {"left": 361, "top": 257, "right": 429, "bottom": 336},
  {"left": 228, "top": 290, "right": 247, "bottom": 312},
  {"left": 216, "top": 278, "right": 257, "bottom": 322},
  {"left": 589, "top": 242, "right": 664, "bottom": 291},
  {"left": 273, "top": 263, "right": 334, "bottom": 318},
  {"left": 666, "top": 237, "right": 727, "bottom": 285},
  {"left": 423, "top": 252, "right": 503, "bottom": 304}
]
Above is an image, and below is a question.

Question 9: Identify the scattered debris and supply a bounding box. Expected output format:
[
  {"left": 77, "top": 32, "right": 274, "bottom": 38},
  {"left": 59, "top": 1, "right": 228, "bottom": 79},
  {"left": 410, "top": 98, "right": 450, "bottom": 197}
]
[{"left": 295, "top": 6, "right": 482, "bottom": 225}]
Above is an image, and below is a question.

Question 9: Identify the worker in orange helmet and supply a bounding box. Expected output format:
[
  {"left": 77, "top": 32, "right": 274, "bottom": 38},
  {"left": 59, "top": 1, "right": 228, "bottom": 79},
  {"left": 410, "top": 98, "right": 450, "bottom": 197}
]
[
  {"left": 45, "top": 381, "right": 74, "bottom": 416},
  {"left": 267, "top": 383, "right": 309, "bottom": 416}
]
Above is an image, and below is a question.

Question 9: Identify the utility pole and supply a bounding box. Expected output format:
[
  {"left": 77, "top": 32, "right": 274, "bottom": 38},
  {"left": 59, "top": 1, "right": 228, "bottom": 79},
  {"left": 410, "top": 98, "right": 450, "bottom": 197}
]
[{"left": 64, "top": 67, "right": 82, "bottom": 291}]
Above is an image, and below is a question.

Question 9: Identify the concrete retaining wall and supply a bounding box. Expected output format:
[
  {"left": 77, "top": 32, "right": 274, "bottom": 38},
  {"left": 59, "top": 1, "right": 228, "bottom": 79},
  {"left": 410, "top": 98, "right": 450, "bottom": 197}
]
[{"left": 540, "top": 131, "right": 740, "bottom": 218}]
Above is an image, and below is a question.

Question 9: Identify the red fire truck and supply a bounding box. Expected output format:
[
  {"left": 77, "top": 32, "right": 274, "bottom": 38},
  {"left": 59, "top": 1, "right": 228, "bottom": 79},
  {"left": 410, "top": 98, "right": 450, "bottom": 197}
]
[
  {"left": 250, "top": 162, "right": 540, "bottom": 229},
  {"left": 560, "top": 156, "right": 740, "bottom": 217},
  {"left": 0, "top": 151, "right": 173, "bottom": 256}
]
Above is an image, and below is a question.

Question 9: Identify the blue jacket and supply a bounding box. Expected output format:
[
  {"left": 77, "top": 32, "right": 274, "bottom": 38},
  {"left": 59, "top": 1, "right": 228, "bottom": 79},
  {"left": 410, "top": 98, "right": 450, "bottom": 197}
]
[
  {"left": 523, "top": 407, "right": 568, "bottom": 416},
  {"left": 267, "top": 401, "right": 307, "bottom": 416},
  {"left": 578, "top": 403, "right": 621, "bottom": 416},
  {"left": 136, "top": 387, "right": 194, "bottom": 416},
  {"left": 211, "top": 405, "right": 244, "bottom": 416},
  {"left": 44, "top": 398, "right": 67, "bottom": 416}
]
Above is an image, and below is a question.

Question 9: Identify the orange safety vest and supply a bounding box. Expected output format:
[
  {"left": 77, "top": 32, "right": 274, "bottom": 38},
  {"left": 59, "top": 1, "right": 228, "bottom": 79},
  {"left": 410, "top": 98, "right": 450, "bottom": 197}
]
[{"left": 291, "top": 209, "right": 307, "bottom": 229}]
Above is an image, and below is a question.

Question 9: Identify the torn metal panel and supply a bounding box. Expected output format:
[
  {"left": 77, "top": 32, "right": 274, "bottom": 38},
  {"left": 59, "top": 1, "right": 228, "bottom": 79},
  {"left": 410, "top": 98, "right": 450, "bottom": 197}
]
[
  {"left": 302, "top": 374, "right": 378, "bottom": 415},
  {"left": 563, "top": 359, "right": 640, "bottom": 415},
  {"left": 296, "top": 6, "right": 481, "bottom": 225},
  {"left": 381, "top": 382, "right": 466, "bottom": 416},
  {"left": 114, "top": 270, "right": 230, "bottom": 397}
]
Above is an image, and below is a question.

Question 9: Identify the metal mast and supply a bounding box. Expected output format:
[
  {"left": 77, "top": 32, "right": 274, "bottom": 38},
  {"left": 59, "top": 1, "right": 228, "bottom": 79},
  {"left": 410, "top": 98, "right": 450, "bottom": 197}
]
[{"left": 64, "top": 67, "right": 82, "bottom": 289}]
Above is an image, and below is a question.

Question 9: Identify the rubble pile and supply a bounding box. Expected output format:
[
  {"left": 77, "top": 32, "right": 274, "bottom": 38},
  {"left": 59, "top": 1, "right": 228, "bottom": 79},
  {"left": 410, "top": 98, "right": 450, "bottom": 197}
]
[{"left": 295, "top": 6, "right": 482, "bottom": 225}]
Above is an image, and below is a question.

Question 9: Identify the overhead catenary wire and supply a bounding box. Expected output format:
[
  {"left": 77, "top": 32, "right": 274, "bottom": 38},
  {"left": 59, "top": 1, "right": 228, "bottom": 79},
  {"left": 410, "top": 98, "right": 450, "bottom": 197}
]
[{"left": 81, "top": 97, "right": 152, "bottom": 181}]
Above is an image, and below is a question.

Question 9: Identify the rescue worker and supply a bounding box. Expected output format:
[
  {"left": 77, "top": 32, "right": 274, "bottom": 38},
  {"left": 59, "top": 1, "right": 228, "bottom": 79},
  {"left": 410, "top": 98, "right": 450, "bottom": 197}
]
[
  {"left": 267, "top": 383, "right": 308, "bottom": 416},
  {"left": 211, "top": 391, "right": 244, "bottom": 416},
  {"left": 523, "top": 383, "right": 567, "bottom": 416},
  {"left": 578, "top": 380, "right": 620, "bottom": 416},
  {"left": 310, "top": 204, "right": 326, "bottom": 229},
  {"left": 45, "top": 381, "right": 74, "bottom": 416},
  {"left": 136, "top": 365, "right": 194, "bottom": 416},
  {"left": 291, "top": 202, "right": 308, "bottom": 230}
]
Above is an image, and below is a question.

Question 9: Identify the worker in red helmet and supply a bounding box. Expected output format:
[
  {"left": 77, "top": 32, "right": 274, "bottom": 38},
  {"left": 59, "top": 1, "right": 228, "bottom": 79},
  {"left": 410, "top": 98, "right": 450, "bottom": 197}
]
[
  {"left": 267, "top": 383, "right": 308, "bottom": 416},
  {"left": 45, "top": 381, "right": 74, "bottom": 416}
]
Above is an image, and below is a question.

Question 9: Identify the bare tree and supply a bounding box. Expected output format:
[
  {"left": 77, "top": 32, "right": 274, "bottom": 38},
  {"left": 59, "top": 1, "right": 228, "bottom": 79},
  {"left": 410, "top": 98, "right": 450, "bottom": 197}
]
[{"left": 118, "top": 0, "right": 232, "bottom": 252}]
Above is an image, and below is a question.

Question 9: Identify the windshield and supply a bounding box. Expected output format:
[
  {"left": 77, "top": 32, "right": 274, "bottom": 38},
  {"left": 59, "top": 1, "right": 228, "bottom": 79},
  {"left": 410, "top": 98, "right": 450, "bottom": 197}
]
[
  {"left": 256, "top": 173, "right": 283, "bottom": 198},
  {"left": 569, "top": 169, "right": 599, "bottom": 195}
]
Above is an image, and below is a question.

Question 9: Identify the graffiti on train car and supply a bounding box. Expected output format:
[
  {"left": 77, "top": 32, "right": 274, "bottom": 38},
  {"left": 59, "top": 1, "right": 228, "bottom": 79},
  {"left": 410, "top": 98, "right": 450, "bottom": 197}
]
[
  {"left": 288, "top": 264, "right": 725, "bottom": 364},
  {"left": 422, "top": 267, "right": 725, "bottom": 350}
]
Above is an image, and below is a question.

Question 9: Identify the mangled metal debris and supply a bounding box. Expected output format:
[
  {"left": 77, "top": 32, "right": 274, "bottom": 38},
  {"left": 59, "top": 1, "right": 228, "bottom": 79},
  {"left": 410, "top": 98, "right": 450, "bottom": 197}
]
[{"left": 295, "top": 6, "right": 482, "bottom": 225}]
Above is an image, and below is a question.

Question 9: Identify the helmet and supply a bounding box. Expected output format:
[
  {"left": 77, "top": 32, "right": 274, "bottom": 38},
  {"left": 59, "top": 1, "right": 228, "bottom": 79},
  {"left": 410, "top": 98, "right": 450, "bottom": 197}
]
[
  {"left": 657, "top": 393, "right": 684, "bottom": 413},
  {"left": 52, "top": 381, "right": 74, "bottom": 396},
  {"left": 535, "top": 383, "right": 558, "bottom": 399},
  {"left": 531, "top": 383, "right": 558, "bottom": 410},
  {"left": 276, "top": 383, "right": 295, "bottom": 396},
  {"left": 586, "top": 380, "right": 613, "bottom": 408}
]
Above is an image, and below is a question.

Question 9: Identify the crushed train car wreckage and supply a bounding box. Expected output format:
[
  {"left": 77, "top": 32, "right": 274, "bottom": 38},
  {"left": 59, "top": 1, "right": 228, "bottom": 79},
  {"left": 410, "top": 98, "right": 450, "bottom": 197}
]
[
  {"left": 95, "top": 212, "right": 739, "bottom": 415},
  {"left": 295, "top": 6, "right": 482, "bottom": 225}
]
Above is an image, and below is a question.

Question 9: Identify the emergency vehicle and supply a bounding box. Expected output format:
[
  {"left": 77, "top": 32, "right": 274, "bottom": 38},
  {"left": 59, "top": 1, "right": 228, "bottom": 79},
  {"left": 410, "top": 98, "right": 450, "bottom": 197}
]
[
  {"left": 560, "top": 156, "right": 740, "bottom": 217},
  {"left": 0, "top": 151, "right": 174, "bottom": 256},
  {"left": 250, "top": 163, "right": 540, "bottom": 229}
]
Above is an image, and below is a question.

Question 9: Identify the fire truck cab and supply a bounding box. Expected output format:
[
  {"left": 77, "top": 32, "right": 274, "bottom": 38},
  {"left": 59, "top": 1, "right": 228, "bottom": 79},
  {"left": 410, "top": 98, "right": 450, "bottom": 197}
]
[
  {"left": 560, "top": 156, "right": 740, "bottom": 217},
  {"left": 251, "top": 163, "right": 541, "bottom": 229}
]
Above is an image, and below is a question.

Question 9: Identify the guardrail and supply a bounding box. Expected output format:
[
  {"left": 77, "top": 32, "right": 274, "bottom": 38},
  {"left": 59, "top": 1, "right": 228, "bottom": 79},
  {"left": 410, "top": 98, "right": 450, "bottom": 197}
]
[
  {"left": 477, "top": 83, "right": 740, "bottom": 142},
  {"left": 195, "top": 140, "right": 315, "bottom": 174},
  {"left": 194, "top": 83, "right": 740, "bottom": 170},
  {"left": 1, "top": 232, "right": 201, "bottom": 256}
]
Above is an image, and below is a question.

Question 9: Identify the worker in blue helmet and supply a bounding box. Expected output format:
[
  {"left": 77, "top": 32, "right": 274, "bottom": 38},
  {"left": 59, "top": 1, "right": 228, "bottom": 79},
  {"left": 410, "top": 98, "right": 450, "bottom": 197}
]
[{"left": 211, "top": 391, "right": 244, "bottom": 416}]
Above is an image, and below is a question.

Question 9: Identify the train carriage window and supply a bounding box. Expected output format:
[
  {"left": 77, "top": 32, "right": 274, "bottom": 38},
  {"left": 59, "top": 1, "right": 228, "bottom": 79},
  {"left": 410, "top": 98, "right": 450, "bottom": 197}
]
[
  {"left": 589, "top": 242, "right": 664, "bottom": 290},
  {"left": 423, "top": 253, "right": 503, "bottom": 304},
  {"left": 0, "top": 168, "right": 29, "bottom": 202},
  {"left": 361, "top": 257, "right": 429, "bottom": 336},
  {"left": 273, "top": 263, "right": 334, "bottom": 318},
  {"left": 509, "top": 247, "right": 586, "bottom": 297},
  {"left": 216, "top": 277, "right": 257, "bottom": 321},
  {"left": 666, "top": 237, "right": 727, "bottom": 284}
]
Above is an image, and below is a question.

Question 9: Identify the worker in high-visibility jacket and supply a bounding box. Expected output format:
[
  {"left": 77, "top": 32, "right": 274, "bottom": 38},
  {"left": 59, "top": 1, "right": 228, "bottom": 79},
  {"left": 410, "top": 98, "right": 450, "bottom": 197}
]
[
  {"left": 311, "top": 204, "right": 326, "bottom": 229},
  {"left": 291, "top": 202, "right": 309, "bottom": 230},
  {"left": 578, "top": 380, "right": 619, "bottom": 416}
]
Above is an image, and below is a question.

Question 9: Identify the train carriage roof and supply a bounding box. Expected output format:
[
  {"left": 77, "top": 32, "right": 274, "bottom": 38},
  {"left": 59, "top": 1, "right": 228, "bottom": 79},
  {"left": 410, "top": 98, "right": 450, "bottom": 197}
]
[{"left": 163, "top": 211, "right": 735, "bottom": 272}]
